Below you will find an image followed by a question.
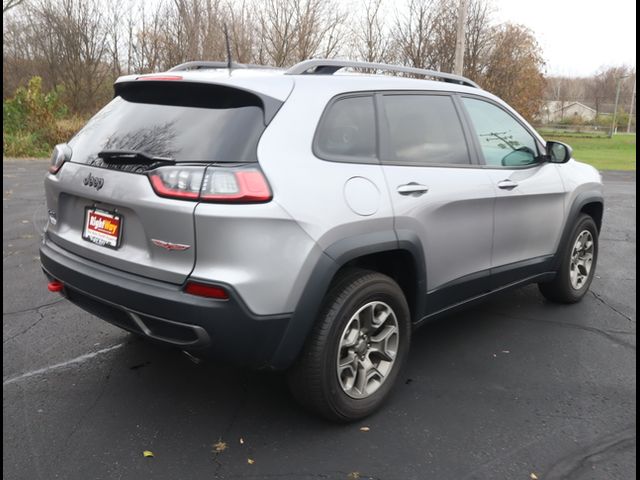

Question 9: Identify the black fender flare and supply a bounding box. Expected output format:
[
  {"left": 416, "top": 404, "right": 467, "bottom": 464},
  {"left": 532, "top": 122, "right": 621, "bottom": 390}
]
[
  {"left": 552, "top": 190, "right": 604, "bottom": 270},
  {"left": 268, "top": 230, "right": 426, "bottom": 370}
]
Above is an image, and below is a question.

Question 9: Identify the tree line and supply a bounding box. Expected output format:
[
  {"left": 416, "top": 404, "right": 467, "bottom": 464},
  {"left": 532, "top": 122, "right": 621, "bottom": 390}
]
[
  {"left": 1, "top": 0, "right": 584, "bottom": 123},
  {"left": 3, "top": 0, "right": 550, "bottom": 120}
]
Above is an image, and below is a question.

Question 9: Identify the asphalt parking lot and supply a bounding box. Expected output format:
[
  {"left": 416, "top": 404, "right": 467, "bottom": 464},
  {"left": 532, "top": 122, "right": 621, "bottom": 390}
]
[{"left": 3, "top": 159, "right": 636, "bottom": 480}]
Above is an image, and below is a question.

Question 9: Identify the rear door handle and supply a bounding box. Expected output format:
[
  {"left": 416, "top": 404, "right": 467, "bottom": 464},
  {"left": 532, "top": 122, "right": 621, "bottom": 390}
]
[
  {"left": 397, "top": 183, "right": 429, "bottom": 196},
  {"left": 497, "top": 179, "right": 519, "bottom": 190}
]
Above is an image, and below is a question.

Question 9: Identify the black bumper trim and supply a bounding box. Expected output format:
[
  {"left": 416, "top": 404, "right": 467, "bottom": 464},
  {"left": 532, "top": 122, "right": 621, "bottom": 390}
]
[{"left": 40, "top": 238, "right": 291, "bottom": 368}]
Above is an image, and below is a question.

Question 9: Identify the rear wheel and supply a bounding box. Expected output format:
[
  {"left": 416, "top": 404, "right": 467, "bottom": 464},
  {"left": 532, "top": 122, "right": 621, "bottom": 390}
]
[
  {"left": 539, "top": 214, "right": 599, "bottom": 303},
  {"left": 288, "top": 269, "right": 411, "bottom": 422}
]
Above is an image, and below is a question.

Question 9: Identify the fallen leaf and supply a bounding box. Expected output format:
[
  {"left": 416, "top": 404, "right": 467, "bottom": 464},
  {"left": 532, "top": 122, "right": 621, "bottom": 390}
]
[
  {"left": 213, "top": 441, "right": 227, "bottom": 453},
  {"left": 247, "top": 458, "right": 255, "bottom": 465},
  {"left": 530, "top": 473, "right": 538, "bottom": 480},
  {"left": 359, "top": 426, "right": 370, "bottom": 432},
  {"left": 348, "top": 473, "right": 361, "bottom": 479},
  {"left": 143, "top": 450, "right": 154, "bottom": 458}
]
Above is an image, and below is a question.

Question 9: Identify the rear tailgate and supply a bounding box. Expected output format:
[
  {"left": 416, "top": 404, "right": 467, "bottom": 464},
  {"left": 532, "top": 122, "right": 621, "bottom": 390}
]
[
  {"left": 44, "top": 77, "right": 289, "bottom": 284},
  {"left": 45, "top": 162, "right": 196, "bottom": 284}
]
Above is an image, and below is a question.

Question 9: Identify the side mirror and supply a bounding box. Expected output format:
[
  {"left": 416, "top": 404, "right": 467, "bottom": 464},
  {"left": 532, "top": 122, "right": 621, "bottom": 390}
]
[
  {"left": 546, "top": 141, "right": 572, "bottom": 163},
  {"left": 501, "top": 147, "right": 538, "bottom": 167}
]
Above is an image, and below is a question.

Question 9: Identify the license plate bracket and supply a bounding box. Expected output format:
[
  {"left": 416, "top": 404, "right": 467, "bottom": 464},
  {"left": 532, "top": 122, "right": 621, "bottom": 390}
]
[{"left": 82, "top": 208, "right": 123, "bottom": 249}]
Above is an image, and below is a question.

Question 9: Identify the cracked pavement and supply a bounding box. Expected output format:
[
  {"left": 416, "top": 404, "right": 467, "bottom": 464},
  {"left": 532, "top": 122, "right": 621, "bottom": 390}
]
[{"left": 3, "top": 159, "right": 636, "bottom": 480}]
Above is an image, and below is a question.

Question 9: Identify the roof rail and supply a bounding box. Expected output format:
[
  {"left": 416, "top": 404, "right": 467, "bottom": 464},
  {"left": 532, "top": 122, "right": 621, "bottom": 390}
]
[
  {"left": 285, "top": 59, "right": 480, "bottom": 89},
  {"left": 168, "top": 61, "right": 281, "bottom": 72}
]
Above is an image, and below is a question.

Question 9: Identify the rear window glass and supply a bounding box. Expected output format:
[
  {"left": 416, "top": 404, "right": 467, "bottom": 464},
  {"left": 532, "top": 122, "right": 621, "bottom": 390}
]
[
  {"left": 69, "top": 82, "right": 274, "bottom": 166},
  {"left": 314, "top": 95, "right": 377, "bottom": 162}
]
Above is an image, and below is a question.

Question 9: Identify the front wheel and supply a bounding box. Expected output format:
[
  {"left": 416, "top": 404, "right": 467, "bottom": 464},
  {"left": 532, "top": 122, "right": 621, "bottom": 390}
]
[
  {"left": 287, "top": 269, "right": 411, "bottom": 422},
  {"left": 539, "top": 214, "right": 599, "bottom": 303}
]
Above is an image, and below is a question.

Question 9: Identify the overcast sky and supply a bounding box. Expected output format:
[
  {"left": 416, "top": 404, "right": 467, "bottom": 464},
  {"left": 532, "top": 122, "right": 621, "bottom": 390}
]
[{"left": 491, "top": 0, "right": 636, "bottom": 76}]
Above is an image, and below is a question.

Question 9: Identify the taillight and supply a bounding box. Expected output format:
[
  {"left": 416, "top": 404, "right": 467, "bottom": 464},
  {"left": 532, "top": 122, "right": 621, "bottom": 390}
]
[
  {"left": 147, "top": 165, "right": 272, "bottom": 203},
  {"left": 200, "top": 169, "right": 271, "bottom": 202},
  {"left": 148, "top": 166, "right": 204, "bottom": 200},
  {"left": 184, "top": 281, "right": 229, "bottom": 299},
  {"left": 49, "top": 143, "right": 72, "bottom": 174}
]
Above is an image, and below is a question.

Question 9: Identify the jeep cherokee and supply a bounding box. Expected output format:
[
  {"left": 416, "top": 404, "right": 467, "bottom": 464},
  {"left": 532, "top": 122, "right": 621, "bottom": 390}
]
[{"left": 40, "top": 59, "right": 604, "bottom": 421}]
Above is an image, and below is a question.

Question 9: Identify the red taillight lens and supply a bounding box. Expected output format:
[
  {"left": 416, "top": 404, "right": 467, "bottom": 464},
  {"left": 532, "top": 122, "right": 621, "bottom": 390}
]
[
  {"left": 184, "top": 281, "right": 229, "bottom": 299},
  {"left": 200, "top": 169, "right": 271, "bottom": 202},
  {"left": 147, "top": 166, "right": 272, "bottom": 203}
]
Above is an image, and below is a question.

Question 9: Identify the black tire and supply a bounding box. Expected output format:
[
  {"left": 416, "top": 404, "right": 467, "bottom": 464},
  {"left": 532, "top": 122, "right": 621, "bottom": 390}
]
[
  {"left": 539, "top": 214, "right": 599, "bottom": 303},
  {"left": 287, "top": 269, "right": 411, "bottom": 422}
]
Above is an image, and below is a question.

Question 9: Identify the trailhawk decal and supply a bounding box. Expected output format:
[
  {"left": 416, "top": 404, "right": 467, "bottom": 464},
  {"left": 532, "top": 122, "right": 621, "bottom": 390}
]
[{"left": 151, "top": 239, "right": 191, "bottom": 251}]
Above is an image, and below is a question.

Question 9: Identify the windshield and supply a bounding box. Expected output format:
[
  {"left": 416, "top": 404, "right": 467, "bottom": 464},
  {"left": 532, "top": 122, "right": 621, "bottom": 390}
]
[{"left": 69, "top": 82, "right": 273, "bottom": 167}]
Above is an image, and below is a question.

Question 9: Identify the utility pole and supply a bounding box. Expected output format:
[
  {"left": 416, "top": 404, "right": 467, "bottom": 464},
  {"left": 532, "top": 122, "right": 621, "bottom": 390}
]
[
  {"left": 627, "top": 75, "right": 636, "bottom": 133},
  {"left": 610, "top": 75, "right": 629, "bottom": 137},
  {"left": 453, "top": 0, "right": 468, "bottom": 76}
]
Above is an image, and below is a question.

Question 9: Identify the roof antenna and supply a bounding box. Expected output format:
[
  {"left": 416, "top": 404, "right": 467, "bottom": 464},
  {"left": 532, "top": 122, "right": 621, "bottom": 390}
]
[{"left": 223, "top": 23, "right": 233, "bottom": 72}]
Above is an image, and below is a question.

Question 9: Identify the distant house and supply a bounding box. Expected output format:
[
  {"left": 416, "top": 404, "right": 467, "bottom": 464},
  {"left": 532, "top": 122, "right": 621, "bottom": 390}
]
[{"left": 538, "top": 101, "right": 597, "bottom": 124}]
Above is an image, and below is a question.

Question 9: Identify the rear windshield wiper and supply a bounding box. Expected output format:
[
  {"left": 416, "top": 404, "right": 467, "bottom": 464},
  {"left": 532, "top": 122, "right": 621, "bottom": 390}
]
[{"left": 97, "top": 150, "right": 175, "bottom": 166}]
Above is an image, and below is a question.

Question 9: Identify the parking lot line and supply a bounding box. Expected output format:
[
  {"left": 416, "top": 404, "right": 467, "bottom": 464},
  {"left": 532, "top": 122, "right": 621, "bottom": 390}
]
[{"left": 3, "top": 342, "right": 125, "bottom": 386}]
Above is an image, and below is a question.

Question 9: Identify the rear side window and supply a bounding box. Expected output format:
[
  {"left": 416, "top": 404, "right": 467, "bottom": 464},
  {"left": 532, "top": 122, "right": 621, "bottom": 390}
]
[
  {"left": 314, "top": 96, "right": 377, "bottom": 162},
  {"left": 69, "top": 82, "right": 277, "bottom": 166},
  {"left": 381, "top": 94, "right": 470, "bottom": 166}
]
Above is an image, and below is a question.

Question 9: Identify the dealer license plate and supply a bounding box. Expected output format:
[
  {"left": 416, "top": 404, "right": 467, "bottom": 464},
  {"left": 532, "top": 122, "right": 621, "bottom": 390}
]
[{"left": 82, "top": 208, "right": 122, "bottom": 249}]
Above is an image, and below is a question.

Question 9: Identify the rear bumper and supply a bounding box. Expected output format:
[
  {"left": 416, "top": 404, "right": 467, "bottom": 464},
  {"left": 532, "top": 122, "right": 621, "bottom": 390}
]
[{"left": 40, "top": 237, "right": 291, "bottom": 369}]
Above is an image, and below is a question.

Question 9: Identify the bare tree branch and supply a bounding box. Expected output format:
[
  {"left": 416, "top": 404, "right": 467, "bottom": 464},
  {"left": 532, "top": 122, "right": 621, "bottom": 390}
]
[{"left": 3, "top": 0, "right": 27, "bottom": 13}]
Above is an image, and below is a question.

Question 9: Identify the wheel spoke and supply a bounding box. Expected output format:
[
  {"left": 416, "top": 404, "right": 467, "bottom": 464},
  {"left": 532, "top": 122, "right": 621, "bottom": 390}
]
[
  {"left": 370, "top": 324, "right": 397, "bottom": 343},
  {"left": 372, "top": 305, "right": 391, "bottom": 328},
  {"left": 358, "top": 304, "right": 375, "bottom": 334},
  {"left": 370, "top": 325, "right": 398, "bottom": 361},
  {"left": 367, "top": 366, "right": 383, "bottom": 381},
  {"left": 338, "top": 351, "right": 357, "bottom": 370},
  {"left": 368, "top": 343, "right": 394, "bottom": 362},
  {"left": 354, "top": 358, "right": 371, "bottom": 395},
  {"left": 341, "top": 318, "right": 360, "bottom": 347}
]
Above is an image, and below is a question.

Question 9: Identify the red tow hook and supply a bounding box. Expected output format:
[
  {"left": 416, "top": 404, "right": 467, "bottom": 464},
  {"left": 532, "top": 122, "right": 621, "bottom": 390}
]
[{"left": 47, "top": 280, "right": 64, "bottom": 293}]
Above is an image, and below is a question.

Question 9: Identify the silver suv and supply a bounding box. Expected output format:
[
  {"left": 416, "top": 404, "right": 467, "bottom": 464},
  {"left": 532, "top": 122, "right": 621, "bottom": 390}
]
[{"left": 40, "top": 59, "right": 604, "bottom": 421}]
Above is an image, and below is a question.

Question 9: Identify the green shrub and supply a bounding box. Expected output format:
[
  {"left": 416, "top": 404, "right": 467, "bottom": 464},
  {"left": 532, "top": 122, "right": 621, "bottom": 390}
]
[
  {"left": 3, "top": 77, "right": 69, "bottom": 156},
  {"left": 2, "top": 131, "right": 51, "bottom": 157}
]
